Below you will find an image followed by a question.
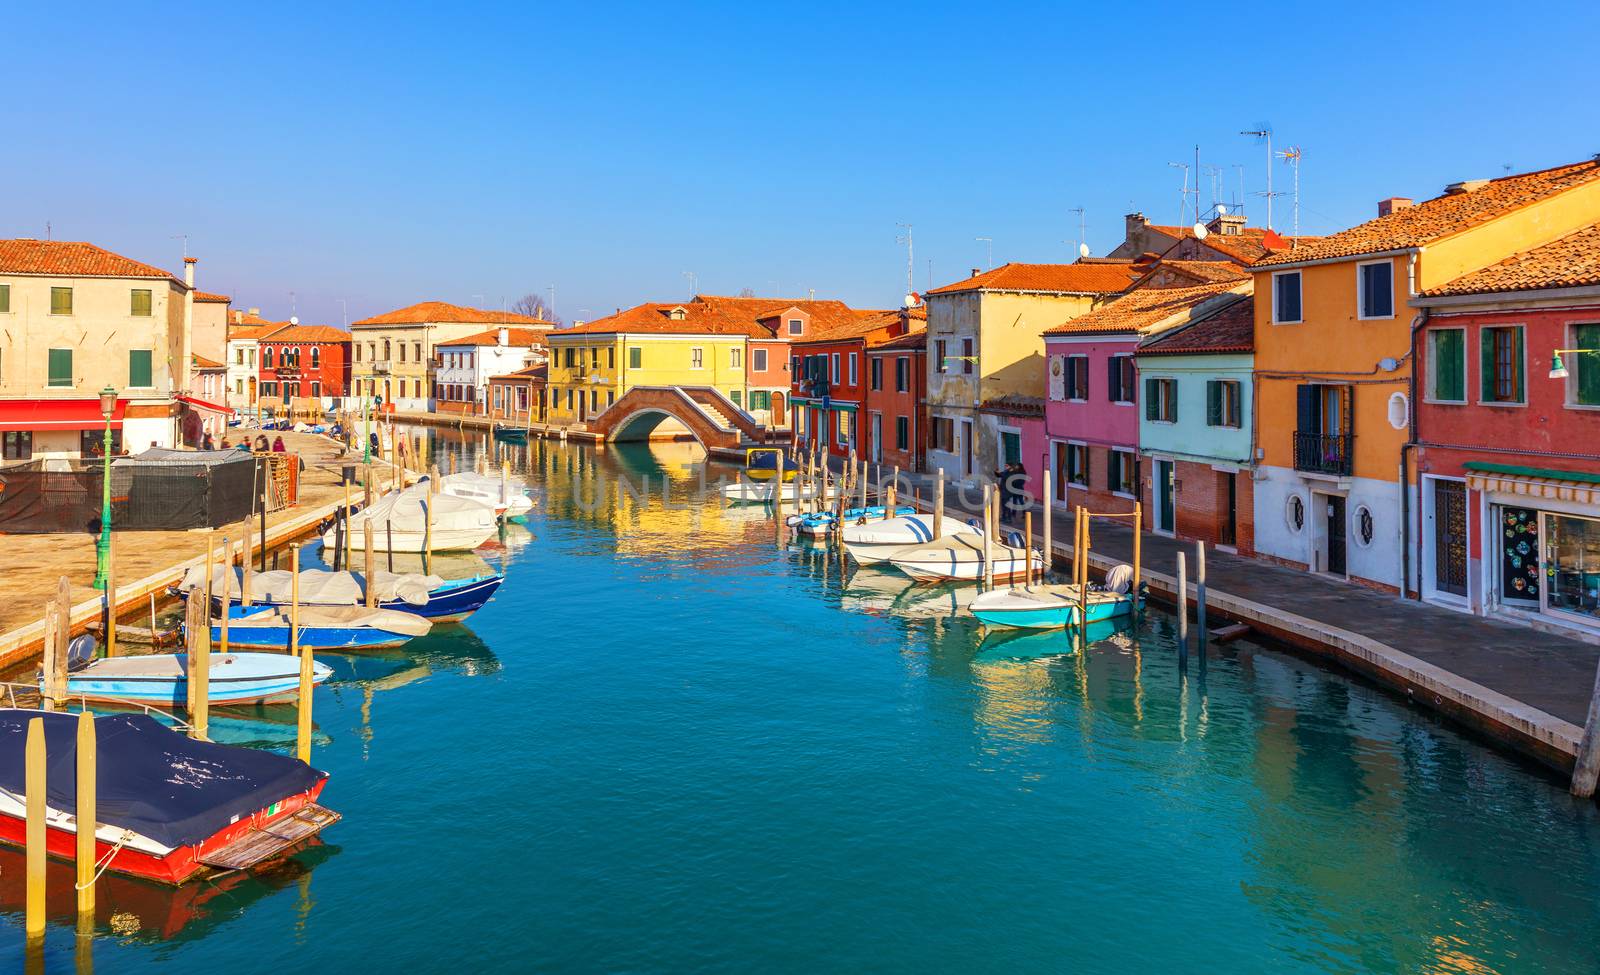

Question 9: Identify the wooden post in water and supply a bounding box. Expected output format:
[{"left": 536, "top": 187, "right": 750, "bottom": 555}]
[
  {"left": 289, "top": 544, "right": 301, "bottom": 657},
  {"left": 1195, "top": 541, "right": 1208, "bottom": 666},
  {"left": 1023, "top": 511, "right": 1034, "bottom": 587},
  {"left": 365, "top": 461, "right": 375, "bottom": 507},
  {"left": 1572, "top": 665, "right": 1600, "bottom": 797},
  {"left": 242, "top": 526, "right": 254, "bottom": 608},
  {"left": 1132, "top": 502, "right": 1143, "bottom": 607},
  {"left": 982, "top": 485, "right": 995, "bottom": 590},
  {"left": 364, "top": 522, "right": 377, "bottom": 608},
  {"left": 862, "top": 462, "right": 871, "bottom": 509},
  {"left": 75, "top": 710, "right": 96, "bottom": 918},
  {"left": 1072, "top": 505, "right": 1083, "bottom": 594},
  {"left": 297, "top": 632, "right": 314, "bottom": 765},
  {"left": 258, "top": 457, "right": 269, "bottom": 571},
  {"left": 933, "top": 478, "right": 945, "bottom": 540},
  {"left": 1041, "top": 466, "right": 1053, "bottom": 578},
  {"left": 24, "top": 716, "right": 45, "bottom": 939},
  {"left": 1077, "top": 511, "right": 1089, "bottom": 633},
  {"left": 219, "top": 538, "right": 232, "bottom": 657},
  {"left": 1176, "top": 551, "right": 1189, "bottom": 671},
  {"left": 343, "top": 481, "right": 353, "bottom": 568},
  {"left": 422, "top": 497, "right": 433, "bottom": 575},
  {"left": 773, "top": 452, "right": 785, "bottom": 549},
  {"left": 184, "top": 586, "right": 208, "bottom": 724}
]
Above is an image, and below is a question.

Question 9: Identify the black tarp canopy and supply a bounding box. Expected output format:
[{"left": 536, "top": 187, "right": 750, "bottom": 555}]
[{"left": 0, "top": 711, "right": 325, "bottom": 849}]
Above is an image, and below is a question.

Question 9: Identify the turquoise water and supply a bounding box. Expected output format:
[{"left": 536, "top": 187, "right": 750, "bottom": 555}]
[{"left": 6, "top": 433, "right": 1600, "bottom": 973}]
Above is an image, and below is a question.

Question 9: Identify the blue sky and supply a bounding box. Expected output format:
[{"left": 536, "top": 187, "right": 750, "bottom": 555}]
[{"left": 5, "top": 2, "right": 1598, "bottom": 326}]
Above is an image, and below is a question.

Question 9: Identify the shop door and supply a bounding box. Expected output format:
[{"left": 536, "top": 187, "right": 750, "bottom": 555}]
[
  {"left": 1433, "top": 481, "right": 1468, "bottom": 596},
  {"left": 1544, "top": 512, "right": 1600, "bottom": 626},
  {"left": 1325, "top": 495, "right": 1348, "bottom": 576},
  {"left": 870, "top": 412, "right": 882, "bottom": 464},
  {"left": 1156, "top": 460, "right": 1174, "bottom": 534}
]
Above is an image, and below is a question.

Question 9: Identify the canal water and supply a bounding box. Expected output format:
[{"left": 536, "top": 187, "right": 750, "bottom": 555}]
[{"left": 6, "top": 432, "right": 1600, "bottom": 973}]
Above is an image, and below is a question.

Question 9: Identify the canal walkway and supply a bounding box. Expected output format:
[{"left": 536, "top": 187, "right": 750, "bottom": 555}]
[{"left": 844, "top": 463, "right": 1597, "bottom": 773}]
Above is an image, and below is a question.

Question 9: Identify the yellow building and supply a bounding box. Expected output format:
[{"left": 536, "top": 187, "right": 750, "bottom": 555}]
[
  {"left": 546, "top": 300, "right": 764, "bottom": 425},
  {"left": 1249, "top": 157, "right": 1600, "bottom": 593},
  {"left": 921, "top": 262, "right": 1138, "bottom": 483},
  {"left": 350, "top": 301, "right": 549, "bottom": 412}
]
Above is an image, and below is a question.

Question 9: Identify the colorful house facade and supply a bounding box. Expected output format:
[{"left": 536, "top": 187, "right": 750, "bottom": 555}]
[
  {"left": 922, "top": 262, "right": 1137, "bottom": 487},
  {"left": 487, "top": 364, "right": 549, "bottom": 425},
  {"left": 789, "top": 306, "right": 916, "bottom": 461},
  {"left": 434, "top": 327, "right": 549, "bottom": 415},
  {"left": 864, "top": 328, "right": 927, "bottom": 472},
  {"left": 1135, "top": 293, "right": 1256, "bottom": 553},
  {"left": 1412, "top": 222, "right": 1600, "bottom": 638},
  {"left": 1251, "top": 158, "right": 1600, "bottom": 594},
  {"left": 1043, "top": 281, "right": 1249, "bottom": 526},
  {"left": 257, "top": 322, "right": 351, "bottom": 406},
  {"left": 350, "top": 302, "right": 547, "bottom": 412}
]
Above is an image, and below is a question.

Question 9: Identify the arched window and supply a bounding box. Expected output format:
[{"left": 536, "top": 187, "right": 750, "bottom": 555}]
[
  {"left": 383, "top": 339, "right": 391, "bottom": 360},
  {"left": 262, "top": 347, "right": 273, "bottom": 368},
  {"left": 311, "top": 346, "right": 320, "bottom": 369}
]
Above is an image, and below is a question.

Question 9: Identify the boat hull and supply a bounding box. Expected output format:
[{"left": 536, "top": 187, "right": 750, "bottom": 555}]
[
  {"left": 218, "top": 574, "right": 503, "bottom": 623},
  {"left": 970, "top": 592, "right": 1135, "bottom": 629},
  {"left": 492, "top": 426, "right": 528, "bottom": 442},
  {"left": 61, "top": 665, "right": 332, "bottom": 708},
  {"left": 0, "top": 779, "right": 330, "bottom": 886},
  {"left": 214, "top": 624, "right": 416, "bottom": 651},
  {"left": 318, "top": 524, "right": 496, "bottom": 553},
  {"left": 893, "top": 553, "right": 1045, "bottom": 584}
]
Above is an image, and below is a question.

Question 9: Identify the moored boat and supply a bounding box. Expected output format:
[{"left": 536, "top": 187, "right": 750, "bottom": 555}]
[
  {"left": 57, "top": 652, "right": 333, "bottom": 708},
  {"left": 321, "top": 485, "right": 498, "bottom": 552},
  {"left": 745, "top": 450, "right": 799, "bottom": 483},
  {"left": 887, "top": 534, "right": 1044, "bottom": 584},
  {"left": 968, "top": 565, "right": 1141, "bottom": 629},
  {"left": 788, "top": 505, "right": 916, "bottom": 537},
  {"left": 0, "top": 709, "right": 338, "bottom": 885},
  {"left": 492, "top": 424, "right": 529, "bottom": 442},
  {"left": 841, "top": 514, "right": 981, "bottom": 564},
  {"left": 179, "top": 567, "right": 504, "bottom": 623},
  {"left": 439, "top": 471, "right": 534, "bottom": 519},
  {"left": 209, "top": 605, "right": 433, "bottom": 652},
  {"left": 721, "top": 480, "right": 823, "bottom": 505}
]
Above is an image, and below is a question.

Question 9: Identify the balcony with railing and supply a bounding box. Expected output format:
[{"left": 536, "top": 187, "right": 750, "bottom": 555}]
[
  {"left": 1293, "top": 432, "right": 1353, "bottom": 476},
  {"left": 368, "top": 359, "right": 393, "bottom": 374}
]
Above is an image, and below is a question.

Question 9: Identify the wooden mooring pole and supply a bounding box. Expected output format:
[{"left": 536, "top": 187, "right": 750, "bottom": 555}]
[
  {"left": 1041, "top": 466, "right": 1053, "bottom": 577},
  {"left": 25, "top": 716, "right": 46, "bottom": 939},
  {"left": 1176, "top": 551, "right": 1189, "bottom": 673},
  {"left": 1195, "top": 540, "right": 1208, "bottom": 672},
  {"left": 364, "top": 521, "right": 377, "bottom": 608},
  {"left": 933, "top": 478, "right": 944, "bottom": 540},
  {"left": 75, "top": 710, "right": 97, "bottom": 918},
  {"left": 1572, "top": 660, "right": 1600, "bottom": 797}
]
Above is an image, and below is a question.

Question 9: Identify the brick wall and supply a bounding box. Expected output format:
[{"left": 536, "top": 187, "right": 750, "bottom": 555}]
[{"left": 1141, "top": 458, "right": 1256, "bottom": 555}]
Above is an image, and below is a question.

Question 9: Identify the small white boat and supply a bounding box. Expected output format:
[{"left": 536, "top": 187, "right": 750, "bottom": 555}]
[
  {"left": 439, "top": 472, "right": 534, "bottom": 520},
  {"left": 721, "top": 481, "right": 824, "bottom": 505},
  {"left": 324, "top": 485, "right": 498, "bottom": 552},
  {"left": 888, "top": 534, "right": 1045, "bottom": 584},
  {"left": 969, "top": 576, "right": 1138, "bottom": 630},
  {"left": 842, "top": 514, "right": 981, "bottom": 564},
  {"left": 60, "top": 652, "right": 334, "bottom": 708}
]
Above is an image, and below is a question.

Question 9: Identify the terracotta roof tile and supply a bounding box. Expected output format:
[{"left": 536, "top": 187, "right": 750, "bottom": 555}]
[
  {"left": 191, "top": 353, "right": 226, "bottom": 369},
  {"left": 978, "top": 394, "right": 1045, "bottom": 417},
  {"left": 491, "top": 363, "right": 548, "bottom": 381},
  {"left": 352, "top": 301, "right": 552, "bottom": 327},
  {"left": 868, "top": 328, "right": 927, "bottom": 353},
  {"left": 0, "top": 239, "right": 180, "bottom": 283},
  {"left": 551, "top": 295, "right": 870, "bottom": 338},
  {"left": 260, "top": 324, "right": 350, "bottom": 343},
  {"left": 1257, "top": 158, "right": 1600, "bottom": 267},
  {"left": 1136, "top": 259, "right": 1251, "bottom": 285},
  {"left": 925, "top": 261, "right": 1139, "bottom": 296},
  {"left": 192, "top": 291, "right": 231, "bottom": 303},
  {"left": 1136, "top": 295, "right": 1255, "bottom": 356},
  {"left": 1143, "top": 225, "right": 1318, "bottom": 264},
  {"left": 1044, "top": 282, "right": 1249, "bottom": 336},
  {"left": 436, "top": 327, "right": 552, "bottom": 347},
  {"left": 1421, "top": 222, "right": 1600, "bottom": 297}
]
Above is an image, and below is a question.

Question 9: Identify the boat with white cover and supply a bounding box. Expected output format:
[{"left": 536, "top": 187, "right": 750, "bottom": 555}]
[
  {"left": 322, "top": 485, "right": 497, "bottom": 552},
  {"left": 842, "top": 514, "right": 981, "bottom": 564},
  {"left": 438, "top": 471, "right": 534, "bottom": 519},
  {"left": 888, "top": 534, "right": 1044, "bottom": 584}
]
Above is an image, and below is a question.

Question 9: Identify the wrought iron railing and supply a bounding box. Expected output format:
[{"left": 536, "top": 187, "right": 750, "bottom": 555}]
[{"left": 1293, "top": 432, "right": 1353, "bottom": 476}]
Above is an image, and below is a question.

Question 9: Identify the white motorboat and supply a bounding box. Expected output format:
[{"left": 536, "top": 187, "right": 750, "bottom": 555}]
[
  {"left": 721, "top": 480, "right": 824, "bottom": 505},
  {"left": 842, "top": 514, "right": 981, "bottom": 564},
  {"left": 888, "top": 534, "right": 1045, "bottom": 584},
  {"left": 322, "top": 486, "right": 498, "bottom": 553},
  {"left": 439, "top": 471, "right": 534, "bottom": 519}
]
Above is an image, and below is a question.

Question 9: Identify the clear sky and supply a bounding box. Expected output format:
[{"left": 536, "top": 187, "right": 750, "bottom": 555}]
[{"left": 5, "top": 1, "right": 1598, "bottom": 327}]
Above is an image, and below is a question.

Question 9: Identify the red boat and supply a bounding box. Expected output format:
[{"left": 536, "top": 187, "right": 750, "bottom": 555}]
[{"left": 0, "top": 709, "right": 339, "bottom": 886}]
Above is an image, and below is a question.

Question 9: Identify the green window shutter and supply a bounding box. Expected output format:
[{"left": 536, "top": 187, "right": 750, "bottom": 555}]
[
  {"left": 1206, "top": 381, "right": 1221, "bottom": 426},
  {"left": 731, "top": 390, "right": 742, "bottom": 407},
  {"left": 1576, "top": 324, "right": 1600, "bottom": 406},
  {"left": 131, "top": 289, "right": 152, "bottom": 316},
  {"left": 1166, "top": 380, "right": 1178, "bottom": 422},
  {"left": 1480, "top": 328, "right": 1495, "bottom": 401},
  {"left": 1513, "top": 326, "right": 1525, "bottom": 402},
  {"left": 629, "top": 347, "right": 642, "bottom": 369},
  {"left": 1229, "top": 383, "right": 1243, "bottom": 427},
  {"left": 0, "top": 284, "right": 9, "bottom": 313},
  {"left": 47, "top": 348, "right": 73, "bottom": 387},
  {"left": 1434, "top": 330, "right": 1464, "bottom": 401},
  {"left": 50, "top": 287, "right": 72, "bottom": 315},
  {"left": 129, "top": 350, "right": 153, "bottom": 387},
  {"left": 1144, "top": 378, "right": 1157, "bottom": 420}
]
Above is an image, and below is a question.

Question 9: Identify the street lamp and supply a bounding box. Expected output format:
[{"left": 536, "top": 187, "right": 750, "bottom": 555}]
[
  {"left": 91, "top": 385, "right": 117, "bottom": 590},
  {"left": 1549, "top": 347, "right": 1600, "bottom": 380}
]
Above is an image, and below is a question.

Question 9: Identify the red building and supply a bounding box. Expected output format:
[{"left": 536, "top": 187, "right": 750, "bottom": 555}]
[
  {"left": 864, "top": 329, "right": 927, "bottom": 472},
  {"left": 258, "top": 324, "right": 352, "bottom": 405},
  {"left": 790, "top": 306, "right": 921, "bottom": 461},
  {"left": 1412, "top": 224, "right": 1600, "bottom": 639}
]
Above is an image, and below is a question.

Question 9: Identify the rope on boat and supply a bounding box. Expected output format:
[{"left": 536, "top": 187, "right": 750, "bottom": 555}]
[{"left": 75, "top": 829, "right": 136, "bottom": 890}]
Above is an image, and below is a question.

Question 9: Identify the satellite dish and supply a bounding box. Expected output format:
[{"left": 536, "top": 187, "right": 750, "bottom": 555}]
[
  {"left": 1192, "top": 223, "right": 1209, "bottom": 240},
  {"left": 289, "top": 315, "right": 300, "bottom": 325},
  {"left": 1216, "top": 204, "right": 1228, "bottom": 216},
  {"left": 1078, "top": 242, "right": 1091, "bottom": 258}
]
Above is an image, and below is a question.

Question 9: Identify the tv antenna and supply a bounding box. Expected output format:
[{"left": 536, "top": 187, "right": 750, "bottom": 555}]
[
  {"left": 1202, "top": 165, "right": 1224, "bottom": 213},
  {"left": 1068, "top": 206, "right": 1088, "bottom": 258},
  {"left": 975, "top": 236, "right": 993, "bottom": 270},
  {"left": 1168, "top": 161, "right": 1193, "bottom": 226},
  {"left": 1277, "top": 146, "right": 1303, "bottom": 242},
  {"left": 171, "top": 234, "right": 190, "bottom": 259},
  {"left": 1241, "top": 125, "right": 1284, "bottom": 229},
  {"left": 1231, "top": 164, "right": 1246, "bottom": 212},
  {"left": 895, "top": 223, "right": 914, "bottom": 295},
  {"left": 682, "top": 272, "right": 697, "bottom": 297}
]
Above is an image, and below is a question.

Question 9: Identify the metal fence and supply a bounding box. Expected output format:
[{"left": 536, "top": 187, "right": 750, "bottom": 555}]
[{"left": 0, "top": 450, "right": 270, "bottom": 534}]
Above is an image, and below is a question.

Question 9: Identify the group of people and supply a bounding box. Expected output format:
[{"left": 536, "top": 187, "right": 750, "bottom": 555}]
[{"left": 209, "top": 433, "right": 288, "bottom": 453}]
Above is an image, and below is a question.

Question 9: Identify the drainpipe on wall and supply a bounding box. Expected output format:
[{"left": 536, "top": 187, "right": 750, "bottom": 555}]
[{"left": 1400, "top": 250, "right": 1425, "bottom": 600}]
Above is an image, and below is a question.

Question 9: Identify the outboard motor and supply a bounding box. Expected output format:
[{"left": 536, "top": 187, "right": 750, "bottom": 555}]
[
  {"left": 1102, "top": 563, "right": 1134, "bottom": 594},
  {"left": 1004, "top": 529, "right": 1025, "bottom": 549},
  {"left": 66, "top": 633, "right": 96, "bottom": 672}
]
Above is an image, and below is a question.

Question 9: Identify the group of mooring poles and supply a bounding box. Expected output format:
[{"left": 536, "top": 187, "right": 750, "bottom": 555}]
[
  {"left": 1174, "top": 540, "right": 1209, "bottom": 675},
  {"left": 21, "top": 709, "right": 97, "bottom": 954}
]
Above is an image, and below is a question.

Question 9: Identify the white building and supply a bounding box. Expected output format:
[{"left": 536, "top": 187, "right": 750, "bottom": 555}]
[
  {"left": 433, "top": 327, "right": 549, "bottom": 414},
  {"left": 225, "top": 310, "right": 281, "bottom": 415}
]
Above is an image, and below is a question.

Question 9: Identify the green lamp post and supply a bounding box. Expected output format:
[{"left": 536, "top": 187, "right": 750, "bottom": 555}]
[{"left": 92, "top": 384, "right": 118, "bottom": 590}]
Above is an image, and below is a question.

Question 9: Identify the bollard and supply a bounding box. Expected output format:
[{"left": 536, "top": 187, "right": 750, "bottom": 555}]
[
  {"left": 933, "top": 478, "right": 945, "bottom": 540},
  {"left": 1195, "top": 540, "right": 1208, "bottom": 669},
  {"left": 364, "top": 521, "right": 377, "bottom": 608},
  {"left": 75, "top": 710, "right": 97, "bottom": 917},
  {"left": 25, "top": 716, "right": 45, "bottom": 939},
  {"left": 1176, "top": 552, "right": 1189, "bottom": 672}
]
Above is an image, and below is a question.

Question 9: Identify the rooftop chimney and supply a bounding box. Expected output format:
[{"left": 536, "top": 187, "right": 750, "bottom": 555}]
[
  {"left": 248, "top": 307, "right": 260, "bottom": 316},
  {"left": 970, "top": 268, "right": 982, "bottom": 278},
  {"left": 1378, "top": 197, "right": 1414, "bottom": 217}
]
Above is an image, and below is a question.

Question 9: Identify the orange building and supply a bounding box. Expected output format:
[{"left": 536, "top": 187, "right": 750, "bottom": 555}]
[{"left": 1250, "top": 158, "right": 1600, "bottom": 594}]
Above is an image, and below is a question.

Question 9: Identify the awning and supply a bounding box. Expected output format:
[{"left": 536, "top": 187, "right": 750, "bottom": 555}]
[
  {"left": 1465, "top": 461, "right": 1600, "bottom": 506},
  {"left": 0, "top": 398, "right": 128, "bottom": 432},
  {"left": 177, "top": 394, "right": 232, "bottom": 416}
]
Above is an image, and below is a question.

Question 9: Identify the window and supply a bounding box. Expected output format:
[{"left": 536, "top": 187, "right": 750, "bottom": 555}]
[
  {"left": 930, "top": 416, "right": 955, "bottom": 453},
  {"left": 383, "top": 340, "right": 392, "bottom": 361},
  {"left": 1481, "top": 325, "right": 1524, "bottom": 404},
  {"left": 896, "top": 356, "right": 910, "bottom": 392},
  {"left": 870, "top": 357, "right": 883, "bottom": 391},
  {"left": 750, "top": 390, "right": 770, "bottom": 411},
  {"left": 128, "top": 349, "right": 153, "bottom": 388},
  {"left": 1427, "top": 328, "right": 1466, "bottom": 402},
  {"left": 590, "top": 390, "right": 598, "bottom": 412},
  {"left": 1144, "top": 377, "right": 1177, "bottom": 422},
  {"left": 830, "top": 353, "right": 840, "bottom": 384},
  {"left": 1355, "top": 505, "right": 1375, "bottom": 547},
  {"left": 130, "top": 289, "right": 152, "bottom": 316},
  {"left": 235, "top": 379, "right": 244, "bottom": 395},
  {"left": 731, "top": 390, "right": 743, "bottom": 407},
  {"left": 1358, "top": 261, "right": 1394, "bottom": 319},
  {"left": 848, "top": 353, "right": 858, "bottom": 386},
  {"left": 1001, "top": 430, "right": 1021, "bottom": 465},
  {"left": 1065, "top": 442, "right": 1089, "bottom": 487},
  {"left": 836, "top": 410, "right": 853, "bottom": 446},
  {"left": 47, "top": 348, "right": 72, "bottom": 387},
  {"left": 352, "top": 344, "right": 361, "bottom": 363},
  {"left": 1107, "top": 355, "right": 1135, "bottom": 403},
  {"left": 961, "top": 338, "right": 974, "bottom": 375},
  {"left": 691, "top": 347, "right": 704, "bottom": 369},
  {"left": 4, "top": 431, "right": 32, "bottom": 460},
  {"left": 1206, "top": 380, "right": 1242, "bottom": 427},
  {"left": 752, "top": 348, "right": 767, "bottom": 372},
  {"left": 566, "top": 388, "right": 574, "bottom": 410},
  {"left": 895, "top": 415, "right": 909, "bottom": 450},
  {"left": 620, "top": 346, "right": 636, "bottom": 369},
  {"left": 607, "top": 348, "right": 615, "bottom": 368},
  {"left": 788, "top": 319, "right": 803, "bottom": 336},
  {"left": 78, "top": 426, "right": 124, "bottom": 457},
  {"left": 935, "top": 340, "right": 948, "bottom": 373},
  {"left": 311, "top": 347, "right": 321, "bottom": 369},
  {"left": 1066, "top": 355, "right": 1089, "bottom": 400},
  {"left": 0, "top": 284, "right": 9, "bottom": 312},
  {"left": 1109, "top": 449, "right": 1137, "bottom": 497},
  {"left": 731, "top": 347, "right": 742, "bottom": 369},
  {"left": 590, "top": 347, "right": 599, "bottom": 367},
  {"left": 607, "top": 390, "right": 615, "bottom": 406},
  {"left": 1287, "top": 495, "right": 1306, "bottom": 532},
  {"left": 564, "top": 348, "right": 576, "bottom": 368},
  {"left": 1573, "top": 324, "right": 1600, "bottom": 407},
  {"left": 50, "top": 287, "right": 72, "bottom": 315},
  {"left": 1273, "top": 271, "right": 1302, "bottom": 324},
  {"left": 414, "top": 342, "right": 422, "bottom": 362},
  {"left": 263, "top": 347, "right": 275, "bottom": 368}
]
